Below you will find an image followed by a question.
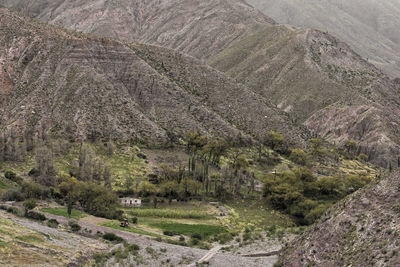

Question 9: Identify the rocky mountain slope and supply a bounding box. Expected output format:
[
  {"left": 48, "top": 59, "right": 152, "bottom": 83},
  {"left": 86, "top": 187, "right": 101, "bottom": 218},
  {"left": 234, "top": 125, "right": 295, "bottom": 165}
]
[
  {"left": 279, "top": 170, "right": 400, "bottom": 266},
  {"left": 246, "top": 0, "right": 400, "bottom": 79},
  {"left": 0, "top": 0, "right": 274, "bottom": 60},
  {"left": 209, "top": 26, "right": 400, "bottom": 166},
  {"left": 1, "top": 0, "right": 400, "bottom": 166},
  {"left": 0, "top": 7, "right": 307, "bottom": 145}
]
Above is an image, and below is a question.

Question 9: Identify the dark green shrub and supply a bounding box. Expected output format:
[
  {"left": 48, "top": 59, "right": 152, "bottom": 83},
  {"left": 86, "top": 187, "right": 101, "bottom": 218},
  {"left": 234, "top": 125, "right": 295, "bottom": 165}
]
[
  {"left": 23, "top": 199, "right": 37, "bottom": 211},
  {"left": 25, "top": 211, "right": 46, "bottom": 221},
  {"left": 2, "top": 188, "right": 24, "bottom": 201},
  {"left": 191, "top": 233, "right": 202, "bottom": 240},
  {"left": 4, "top": 171, "right": 21, "bottom": 183},
  {"left": 103, "top": 232, "right": 124, "bottom": 243},
  {"left": 214, "top": 232, "right": 234, "bottom": 244},
  {"left": 7, "top": 206, "right": 22, "bottom": 216},
  {"left": 131, "top": 216, "right": 138, "bottom": 224},
  {"left": 21, "top": 181, "right": 46, "bottom": 199},
  {"left": 0, "top": 205, "right": 7, "bottom": 210},
  {"left": 47, "top": 219, "right": 59, "bottom": 228},
  {"left": 68, "top": 221, "right": 81, "bottom": 232},
  {"left": 126, "top": 243, "right": 140, "bottom": 252},
  {"left": 163, "top": 230, "right": 179, "bottom": 236}
]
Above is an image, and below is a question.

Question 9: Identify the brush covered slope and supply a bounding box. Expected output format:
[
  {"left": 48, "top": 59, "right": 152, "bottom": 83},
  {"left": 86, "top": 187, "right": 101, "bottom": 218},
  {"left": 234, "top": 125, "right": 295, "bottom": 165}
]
[
  {"left": 0, "top": 0, "right": 274, "bottom": 60},
  {"left": 0, "top": 7, "right": 307, "bottom": 145},
  {"left": 246, "top": 0, "right": 400, "bottom": 79},
  {"left": 279, "top": 170, "right": 400, "bottom": 266},
  {"left": 209, "top": 26, "right": 400, "bottom": 167}
]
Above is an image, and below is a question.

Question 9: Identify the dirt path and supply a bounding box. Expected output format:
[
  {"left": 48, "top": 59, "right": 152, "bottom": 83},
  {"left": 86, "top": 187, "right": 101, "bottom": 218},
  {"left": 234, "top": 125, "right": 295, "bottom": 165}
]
[{"left": 187, "top": 245, "right": 223, "bottom": 267}]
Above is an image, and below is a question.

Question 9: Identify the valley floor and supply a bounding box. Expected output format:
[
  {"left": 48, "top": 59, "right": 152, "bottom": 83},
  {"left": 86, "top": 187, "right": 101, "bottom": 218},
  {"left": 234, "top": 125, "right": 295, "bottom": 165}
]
[{"left": 0, "top": 204, "right": 286, "bottom": 266}]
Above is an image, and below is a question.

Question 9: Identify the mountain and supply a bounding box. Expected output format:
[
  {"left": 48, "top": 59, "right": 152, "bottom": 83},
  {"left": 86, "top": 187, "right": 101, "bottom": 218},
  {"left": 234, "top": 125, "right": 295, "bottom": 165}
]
[
  {"left": 0, "top": 7, "right": 307, "bottom": 146},
  {"left": 279, "top": 170, "right": 400, "bottom": 266},
  {"left": 1, "top": 0, "right": 400, "bottom": 167},
  {"left": 246, "top": 0, "right": 400, "bottom": 79},
  {"left": 0, "top": 0, "right": 274, "bottom": 60},
  {"left": 208, "top": 26, "right": 400, "bottom": 166}
]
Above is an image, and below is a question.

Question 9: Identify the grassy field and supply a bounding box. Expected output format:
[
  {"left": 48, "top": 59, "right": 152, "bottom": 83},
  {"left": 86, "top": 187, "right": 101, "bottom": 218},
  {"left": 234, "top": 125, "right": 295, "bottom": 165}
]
[
  {"left": 127, "top": 208, "right": 211, "bottom": 219},
  {"left": 40, "top": 208, "right": 88, "bottom": 220},
  {"left": 223, "top": 199, "right": 295, "bottom": 232}
]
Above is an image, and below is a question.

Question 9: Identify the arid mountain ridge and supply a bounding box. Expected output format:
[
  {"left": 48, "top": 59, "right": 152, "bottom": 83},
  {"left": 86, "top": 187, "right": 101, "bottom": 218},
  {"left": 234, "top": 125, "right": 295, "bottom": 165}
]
[
  {"left": 246, "top": 0, "right": 400, "bottom": 79},
  {"left": 1, "top": 0, "right": 400, "bottom": 167},
  {"left": 0, "top": 7, "right": 307, "bottom": 147}
]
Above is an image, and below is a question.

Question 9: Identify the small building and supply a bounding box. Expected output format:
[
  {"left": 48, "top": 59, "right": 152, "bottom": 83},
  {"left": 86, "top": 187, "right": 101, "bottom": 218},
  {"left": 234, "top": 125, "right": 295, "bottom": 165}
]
[{"left": 120, "top": 197, "right": 142, "bottom": 207}]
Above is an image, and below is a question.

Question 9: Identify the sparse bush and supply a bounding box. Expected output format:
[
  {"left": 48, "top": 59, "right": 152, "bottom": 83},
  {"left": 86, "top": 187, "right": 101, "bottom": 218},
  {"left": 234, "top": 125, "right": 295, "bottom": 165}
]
[
  {"left": 23, "top": 199, "right": 37, "bottom": 211},
  {"left": 131, "top": 216, "right": 138, "bottom": 224},
  {"left": 7, "top": 206, "right": 23, "bottom": 216},
  {"left": 47, "top": 219, "right": 59, "bottom": 228},
  {"left": 126, "top": 243, "right": 140, "bottom": 252},
  {"left": 68, "top": 221, "right": 81, "bottom": 232},
  {"left": 163, "top": 230, "right": 179, "bottom": 236},
  {"left": 103, "top": 232, "right": 124, "bottom": 242},
  {"left": 25, "top": 211, "right": 46, "bottom": 221},
  {"left": 358, "top": 153, "right": 369, "bottom": 162},
  {"left": 2, "top": 188, "right": 24, "bottom": 201},
  {"left": 4, "top": 171, "right": 21, "bottom": 183},
  {"left": 289, "top": 149, "right": 308, "bottom": 166},
  {"left": 21, "top": 180, "right": 47, "bottom": 199},
  {"left": 191, "top": 233, "right": 202, "bottom": 240}
]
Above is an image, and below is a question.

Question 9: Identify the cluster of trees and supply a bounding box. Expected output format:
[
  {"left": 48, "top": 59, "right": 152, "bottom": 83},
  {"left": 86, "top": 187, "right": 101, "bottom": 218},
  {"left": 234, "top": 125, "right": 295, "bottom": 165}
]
[
  {"left": 58, "top": 173, "right": 122, "bottom": 219},
  {"left": 71, "top": 144, "right": 112, "bottom": 188},
  {"left": 262, "top": 167, "right": 372, "bottom": 225}
]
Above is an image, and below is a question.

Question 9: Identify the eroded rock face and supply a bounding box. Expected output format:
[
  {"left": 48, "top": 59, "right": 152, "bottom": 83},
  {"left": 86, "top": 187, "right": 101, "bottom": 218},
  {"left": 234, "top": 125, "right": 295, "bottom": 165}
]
[
  {"left": 0, "top": 0, "right": 274, "bottom": 60},
  {"left": 280, "top": 170, "right": 400, "bottom": 266},
  {"left": 209, "top": 25, "right": 400, "bottom": 166},
  {"left": 0, "top": 7, "right": 307, "bottom": 145}
]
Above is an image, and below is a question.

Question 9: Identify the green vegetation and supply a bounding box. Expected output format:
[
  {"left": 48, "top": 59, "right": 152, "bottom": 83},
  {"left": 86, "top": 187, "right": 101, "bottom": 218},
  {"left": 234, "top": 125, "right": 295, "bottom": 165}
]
[
  {"left": 128, "top": 208, "right": 210, "bottom": 219},
  {"left": 23, "top": 199, "right": 37, "bottom": 211},
  {"left": 149, "top": 222, "right": 227, "bottom": 238},
  {"left": 68, "top": 221, "right": 81, "bottom": 232},
  {"left": 102, "top": 232, "right": 125, "bottom": 243},
  {"left": 40, "top": 207, "right": 88, "bottom": 220},
  {"left": 25, "top": 211, "right": 46, "bottom": 221},
  {"left": 263, "top": 167, "right": 372, "bottom": 225},
  {"left": 46, "top": 219, "right": 59, "bottom": 228},
  {"left": 0, "top": 179, "right": 8, "bottom": 189}
]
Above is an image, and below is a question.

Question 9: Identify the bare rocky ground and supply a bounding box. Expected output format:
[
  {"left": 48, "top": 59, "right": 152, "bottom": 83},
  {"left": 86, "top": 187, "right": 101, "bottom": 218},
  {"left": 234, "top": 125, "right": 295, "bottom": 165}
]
[{"left": 1, "top": 205, "right": 284, "bottom": 266}]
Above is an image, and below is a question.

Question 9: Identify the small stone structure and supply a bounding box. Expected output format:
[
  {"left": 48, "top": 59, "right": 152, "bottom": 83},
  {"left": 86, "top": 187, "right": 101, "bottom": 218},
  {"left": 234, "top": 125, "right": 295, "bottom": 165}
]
[{"left": 120, "top": 197, "right": 142, "bottom": 207}]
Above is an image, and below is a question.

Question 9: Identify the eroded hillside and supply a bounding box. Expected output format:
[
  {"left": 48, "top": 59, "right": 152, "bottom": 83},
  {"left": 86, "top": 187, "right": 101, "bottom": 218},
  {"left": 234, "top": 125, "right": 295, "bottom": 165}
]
[
  {"left": 209, "top": 26, "right": 400, "bottom": 167},
  {"left": 0, "top": 0, "right": 274, "bottom": 60},
  {"left": 3, "top": 0, "right": 399, "bottom": 168},
  {"left": 279, "top": 170, "right": 400, "bottom": 266},
  {"left": 0, "top": 7, "right": 307, "bottom": 145},
  {"left": 246, "top": 0, "right": 400, "bottom": 79}
]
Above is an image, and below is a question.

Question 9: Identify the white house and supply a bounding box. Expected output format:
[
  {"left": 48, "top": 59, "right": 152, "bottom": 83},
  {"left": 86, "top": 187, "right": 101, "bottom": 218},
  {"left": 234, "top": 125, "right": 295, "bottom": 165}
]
[{"left": 120, "top": 197, "right": 142, "bottom": 207}]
